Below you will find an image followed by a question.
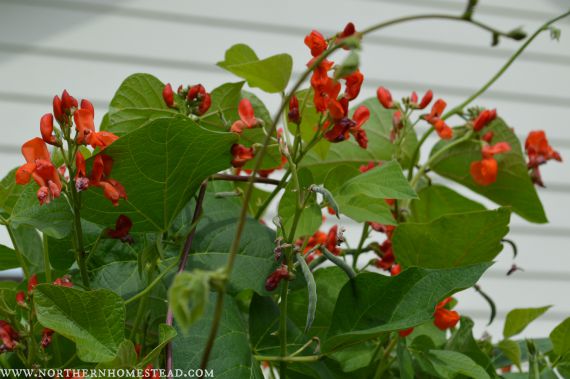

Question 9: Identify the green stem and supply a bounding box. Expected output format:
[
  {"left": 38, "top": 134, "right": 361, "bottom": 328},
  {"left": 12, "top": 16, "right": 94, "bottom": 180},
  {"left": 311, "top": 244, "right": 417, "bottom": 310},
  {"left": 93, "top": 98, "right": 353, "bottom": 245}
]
[
  {"left": 254, "top": 170, "right": 291, "bottom": 220},
  {"left": 42, "top": 234, "right": 52, "bottom": 283},
  {"left": 407, "top": 127, "right": 434, "bottom": 181},
  {"left": 374, "top": 336, "right": 398, "bottom": 379},
  {"left": 125, "top": 261, "right": 177, "bottom": 306},
  {"left": 410, "top": 130, "right": 474, "bottom": 189},
  {"left": 254, "top": 355, "right": 321, "bottom": 363},
  {"left": 278, "top": 279, "right": 290, "bottom": 377},
  {"left": 443, "top": 9, "right": 570, "bottom": 120},
  {"left": 353, "top": 223, "right": 370, "bottom": 271},
  {"left": 69, "top": 188, "right": 90, "bottom": 289}
]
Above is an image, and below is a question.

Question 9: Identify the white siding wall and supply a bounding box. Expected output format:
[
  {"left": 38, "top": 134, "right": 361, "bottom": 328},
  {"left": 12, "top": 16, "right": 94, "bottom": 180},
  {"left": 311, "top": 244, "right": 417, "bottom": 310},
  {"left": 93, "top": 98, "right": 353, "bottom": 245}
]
[{"left": 0, "top": 0, "right": 569, "bottom": 339}]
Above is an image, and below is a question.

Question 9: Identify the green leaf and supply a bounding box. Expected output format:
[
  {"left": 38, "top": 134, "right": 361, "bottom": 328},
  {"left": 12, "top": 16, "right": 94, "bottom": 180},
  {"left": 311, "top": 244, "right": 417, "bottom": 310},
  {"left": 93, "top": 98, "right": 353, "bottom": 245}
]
[
  {"left": 430, "top": 120, "right": 547, "bottom": 223},
  {"left": 0, "top": 168, "right": 25, "bottom": 215},
  {"left": 278, "top": 169, "right": 321, "bottom": 240},
  {"left": 168, "top": 270, "right": 210, "bottom": 334},
  {"left": 90, "top": 261, "right": 146, "bottom": 299},
  {"left": 409, "top": 184, "right": 486, "bottom": 223},
  {"left": 325, "top": 263, "right": 491, "bottom": 351},
  {"left": 218, "top": 44, "right": 292, "bottom": 93},
  {"left": 109, "top": 73, "right": 171, "bottom": 112},
  {"left": 300, "top": 97, "right": 418, "bottom": 180},
  {"left": 331, "top": 161, "right": 415, "bottom": 224},
  {"left": 446, "top": 318, "right": 498, "bottom": 378},
  {"left": 0, "top": 244, "right": 19, "bottom": 271},
  {"left": 503, "top": 306, "right": 551, "bottom": 338},
  {"left": 172, "top": 292, "right": 263, "bottom": 378},
  {"left": 329, "top": 343, "right": 375, "bottom": 373},
  {"left": 199, "top": 82, "right": 244, "bottom": 129},
  {"left": 107, "top": 108, "right": 180, "bottom": 136},
  {"left": 498, "top": 339, "right": 522, "bottom": 371},
  {"left": 81, "top": 117, "right": 237, "bottom": 232},
  {"left": 138, "top": 324, "right": 177, "bottom": 368},
  {"left": 10, "top": 184, "right": 73, "bottom": 238},
  {"left": 0, "top": 284, "right": 17, "bottom": 318},
  {"left": 188, "top": 182, "right": 276, "bottom": 295},
  {"left": 96, "top": 340, "right": 137, "bottom": 370},
  {"left": 397, "top": 339, "right": 415, "bottom": 379},
  {"left": 550, "top": 317, "right": 570, "bottom": 356},
  {"left": 392, "top": 208, "right": 510, "bottom": 269},
  {"left": 288, "top": 267, "right": 349, "bottom": 340},
  {"left": 422, "top": 350, "right": 490, "bottom": 379},
  {"left": 295, "top": 253, "right": 317, "bottom": 333},
  {"left": 34, "top": 284, "right": 125, "bottom": 362},
  {"left": 10, "top": 224, "right": 44, "bottom": 274}
]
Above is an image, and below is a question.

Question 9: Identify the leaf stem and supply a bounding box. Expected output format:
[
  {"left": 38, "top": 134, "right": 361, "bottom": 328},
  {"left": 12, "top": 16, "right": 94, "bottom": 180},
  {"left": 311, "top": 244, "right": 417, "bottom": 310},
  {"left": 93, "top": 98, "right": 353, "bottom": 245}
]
[
  {"left": 211, "top": 173, "right": 281, "bottom": 186},
  {"left": 254, "top": 354, "right": 322, "bottom": 362},
  {"left": 125, "top": 260, "right": 177, "bottom": 306},
  {"left": 42, "top": 234, "right": 51, "bottom": 283},
  {"left": 278, "top": 279, "right": 290, "bottom": 377},
  {"left": 353, "top": 223, "right": 370, "bottom": 271}
]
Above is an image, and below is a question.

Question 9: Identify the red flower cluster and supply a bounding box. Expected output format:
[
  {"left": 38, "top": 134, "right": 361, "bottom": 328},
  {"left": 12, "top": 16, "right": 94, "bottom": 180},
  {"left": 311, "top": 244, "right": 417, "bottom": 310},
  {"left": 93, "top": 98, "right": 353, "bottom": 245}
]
[
  {"left": 163, "top": 83, "right": 212, "bottom": 116},
  {"left": 230, "top": 144, "right": 255, "bottom": 168},
  {"left": 370, "top": 223, "right": 399, "bottom": 273},
  {"left": 304, "top": 25, "right": 370, "bottom": 148},
  {"left": 74, "top": 99, "right": 118, "bottom": 149},
  {"left": 300, "top": 225, "right": 341, "bottom": 263},
  {"left": 525, "top": 130, "right": 562, "bottom": 187},
  {"left": 106, "top": 214, "right": 134, "bottom": 244},
  {"left": 0, "top": 321, "right": 19, "bottom": 352},
  {"left": 470, "top": 142, "right": 511, "bottom": 186},
  {"left": 15, "top": 138, "right": 62, "bottom": 205},
  {"left": 76, "top": 152, "right": 127, "bottom": 206}
]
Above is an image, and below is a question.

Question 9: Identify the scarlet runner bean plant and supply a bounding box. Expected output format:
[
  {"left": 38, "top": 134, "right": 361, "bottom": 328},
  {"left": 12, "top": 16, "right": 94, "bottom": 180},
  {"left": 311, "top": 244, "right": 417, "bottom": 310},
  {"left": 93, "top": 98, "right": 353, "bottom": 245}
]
[{"left": 0, "top": 2, "right": 569, "bottom": 378}]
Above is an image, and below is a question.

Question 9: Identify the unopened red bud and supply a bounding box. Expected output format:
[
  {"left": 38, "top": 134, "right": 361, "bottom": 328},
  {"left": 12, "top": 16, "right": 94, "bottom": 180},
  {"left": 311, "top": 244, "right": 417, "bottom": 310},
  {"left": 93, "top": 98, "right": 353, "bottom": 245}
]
[
  {"left": 410, "top": 91, "right": 418, "bottom": 105},
  {"left": 197, "top": 93, "right": 211, "bottom": 115},
  {"left": 163, "top": 83, "right": 175, "bottom": 108},
  {"left": 15, "top": 291, "right": 26, "bottom": 306},
  {"left": 419, "top": 90, "right": 433, "bottom": 109},
  {"left": 40, "top": 113, "right": 59, "bottom": 146},
  {"left": 61, "top": 90, "right": 78, "bottom": 114},
  {"left": 392, "top": 110, "right": 403, "bottom": 130},
  {"left": 390, "top": 264, "right": 402, "bottom": 276},
  {"left": 53, "top": 95, "right": 64, "bottom": 123},
  {"left": 27, "top": 274, "right": 38, "bottom": 294},
  {"left": 288, "top": 95, "right": 300, "bottom": 124},
  {"left": 376, "top": 87, "right": 393, "bottom": 108},
  {"left": 264, "top": 265, "right": 289, "bottom": 292},
  {"left": 482, "top": 131, "right": 494, "bottom": 143},
  {"left": 187, "top": 84, "right": 206, "bottom": 101},
  {"left": 398, "top": 327, "right": 414, "bottom": 337},
  {"left": 473, "top": 109, "right": 497, "bottom": 131}
]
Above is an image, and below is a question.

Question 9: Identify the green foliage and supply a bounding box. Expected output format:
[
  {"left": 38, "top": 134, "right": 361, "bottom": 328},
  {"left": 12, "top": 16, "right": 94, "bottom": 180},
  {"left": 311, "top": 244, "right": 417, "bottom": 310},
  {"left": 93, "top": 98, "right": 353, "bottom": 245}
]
[
  {"left": 498, "top": 339, "right": 522, "bottom": 371},
  {"left": 218, "top": 44, "right": 293, "bottom": 93},
  {"left": 409, "top": 184, "right": 486, "bottom": 222},
  {"left": 503, "top": 306, "right": 551, "bottom": 338},
  {"left": 82, "top": 117, "right": 237, "bottom": 232},
  {"left": 430, "top": 120, "right": 547, "bottom": 223},
  {"left": 168, "top": 271, "right": 210, "bottom": 334},
  {"left": 392, "top": 208, "right": 510, "bottom": 268},
  {"left": 325, "top": 263, "right": 491, "bottom": 350},
  {"left": 34, "top": 284, "right": 126, "bottom": 362},
  {"left": 550, "top": 317, "right": 570, "bottom": 357}
]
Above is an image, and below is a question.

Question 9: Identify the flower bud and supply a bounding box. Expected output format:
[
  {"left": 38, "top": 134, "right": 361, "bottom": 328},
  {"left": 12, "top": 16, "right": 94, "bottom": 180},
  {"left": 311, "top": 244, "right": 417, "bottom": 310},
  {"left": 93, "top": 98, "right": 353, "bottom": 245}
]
[
  {"left": 264, "top": 264, "right": 289, "bottom": 292},
  {"left": 15, "top": 291, "right": 26, "bottom": 307},
  {"left": 288, "top": 95, "right": 300, "bottom": 124},
  {"left": 53, "top": 95, "right": 64, "bottom": 123},
  {"left": 376, "top": 87, "right": 393, "bottom": 108},
  {"left": 61, "top": 90, "right": 78, "bottom": 114},
  {"left": 40, "top": 113, "right": 59, "bottom": 146},
  {"left": 418, "top": 90, "right": 433, "bottom": 109},
  {"left": 27, "top": 274, "right": 38, "bottom": 294},
  {"left": 162, "top": 83, "right": 175, "bottom": 108}
]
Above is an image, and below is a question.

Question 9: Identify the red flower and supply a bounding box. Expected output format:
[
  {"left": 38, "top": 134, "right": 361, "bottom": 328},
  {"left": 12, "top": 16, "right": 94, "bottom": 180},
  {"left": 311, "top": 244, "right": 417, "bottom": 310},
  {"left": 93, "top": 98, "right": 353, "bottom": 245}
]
[
  {"left": 0, "top": 321, "right": 19, "bottom": 350},
  {"left": 470, "top": 142, "right": 511, "bottom": 186},
  {"left": 40, "top": 114, "right": 59, "bottom": 146},
  {"left": 310, "top": 59, "right": 340, "bottom": 113},
  {"left": 472, "top": 109, "right": 497, "bottom": 131},
  {"left": 359, "top": 162, "right": 377, "bottom": 173},
  {"left": 231, "top": 144, "right": 255, "bottom": 168},
  {"left": 89, "top": 154, "right": 127, "bottom": 206},
  {"left": 16, "top": 138, "right": 63, "bottom": 204},
  {"left": 74, "top": 100, "right": 119, "bottom": 149},
  {"left": 343, "top": 69, "right": 364, "bottom": 101},
  {"left": 53, "top": 275, "right": 73, "bottom": 288},
  {"left": 27, "top": 274, "right": 38, "bottom": 294},
  {"left": 288, "top": 95, "right": 301, "bottom": 124},
  {"left": 398, "top": 327, "right": 414, "bottom": 337},
  {"left": 325, "top": 225, "right": 341, "bottom": 255},
  {"left": 163, "top": 83, "right": 175, "bottom": 108},
  {"left": 323, "top": 100, "right": 369, "bottom": 148},
  {"left": 265, "top": 264, "right": 290, "bottom": 291},
  {"left": 410, "top": 90, "right": 433, "bottom": 109},
  {"left": 53, "top": 95, "right": 65, "bottom": 124},
  {"left": 424, "top": 99, "right": 452, "bottom": 140},
  {"left": 304, "top": 30, "right": 327, "bottom": 57},
  {"left": 107, "top": 215, "right": 134, "bottom": 244},
  {"left": 525, "top": 130, "right": 561, "bottom": 168},
  {"left": 390, "top": 264, "right": 402, "bottom": 276},
  {"left": 482, "top": 131, "right": 494, "bottom": 143},
  {"left": 41, "top": 328, "right": 54, "bottom": 348},
  {"left": 374, "top": 239, "right": 395, "bottom": 271},
  {"left": 433, "top": 298, "right": 460, "bottom": 330},
  {"left": 376, "top": 87, "right": 393, "bottom": 109},
  {"left": 187, "top": 84, "right": 212, "bottom": 115},
  {"left": 230, "top": 99, "right": 259, "bottom": 133}
]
